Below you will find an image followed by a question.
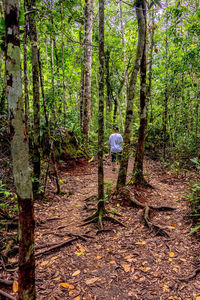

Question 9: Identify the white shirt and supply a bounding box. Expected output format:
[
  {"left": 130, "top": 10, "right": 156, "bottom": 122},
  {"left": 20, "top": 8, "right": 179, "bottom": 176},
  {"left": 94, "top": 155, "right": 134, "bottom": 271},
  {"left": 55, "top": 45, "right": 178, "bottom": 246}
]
[{"left": 109, "top": 133, "right": 123, "bottom": 153}]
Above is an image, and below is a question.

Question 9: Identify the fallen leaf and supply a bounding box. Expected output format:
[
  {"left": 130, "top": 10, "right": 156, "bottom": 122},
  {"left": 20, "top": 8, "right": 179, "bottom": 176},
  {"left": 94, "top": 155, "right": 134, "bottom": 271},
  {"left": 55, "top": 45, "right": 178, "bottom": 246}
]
[
  {"left": 121, "top": 262, "right": 130, "bottom": 272},
  {"left": 59, "top": 283, "right": 75, "bottom": 289},
  {"left": 131, "top": 267, "right": 135, "bottom": 273},
  {"left": 196, "top": 297, "right": 200, "bottom": 300},
  {"left": 54, "top": 276, "right": 61, "bottom": 281},
  {"left": 142, "top": 261, "right": 148, "bottom": 266},
  {"left": 97, "top": 255, "right": 102, "bottom": 260},
  {"left": 41, "top": 260, "right": 49, "bottom": 266},
  {"left": 110, "top": 260, "right": 116, "bottom": 264},
  {"left": 69, "top": 289, "right": 76, "bottom": 296},
  {"left": 140, "top": 266, "right": 151, "bottom": 273},
  {"left": 135, "top": 241, "right": 146, "bottom": 245},
  {"left": 74, "top": 297, "right": 81, "bottom": 300},
  {"left": 12, "top": 281, "right": 18, "bottom": 293},
  {"left": 85, "top": 277, "right": 100, "bottom": 285},
  {"left": 169, "top": 252, "right": 175, "bottom": 257},
  {"left": 72, "top": 270, "right": 80, "bottom": 277},
  {"left": 157, "top": 258, "right": 162, "bottom": 263}
]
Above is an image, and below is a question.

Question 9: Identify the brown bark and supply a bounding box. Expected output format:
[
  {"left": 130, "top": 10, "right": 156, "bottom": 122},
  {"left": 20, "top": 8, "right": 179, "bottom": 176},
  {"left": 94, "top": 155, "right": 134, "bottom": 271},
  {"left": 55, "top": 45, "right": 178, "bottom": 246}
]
[
  {"left": 26, "top": 0, "right": 41, "bottom": 194},
  {"left": 82, "top": 0, "right": 93, "bottom": 145},
  {"left": 5, "top": 0, "right": 35, "bottom": 298},
  {"left": 132, "top": 1, "right": 147, "bottom": 184},
  {"left": 117, "top": 1, "right": 145, "bottom": 189}
]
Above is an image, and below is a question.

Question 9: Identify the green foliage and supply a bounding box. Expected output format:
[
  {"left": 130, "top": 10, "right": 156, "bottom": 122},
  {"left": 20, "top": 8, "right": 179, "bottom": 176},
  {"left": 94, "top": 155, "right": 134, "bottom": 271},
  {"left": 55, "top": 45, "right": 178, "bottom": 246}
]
[
  {"left": 185, "top": 159, "right": 200, "bottom": 235},
  {"left": 0, "top": 183, "right": 18, "bottom": 218}
]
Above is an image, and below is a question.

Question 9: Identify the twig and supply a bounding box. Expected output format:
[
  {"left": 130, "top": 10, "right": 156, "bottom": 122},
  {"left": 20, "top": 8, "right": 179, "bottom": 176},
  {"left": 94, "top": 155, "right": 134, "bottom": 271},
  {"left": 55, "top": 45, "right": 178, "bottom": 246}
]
[
  {"left": 0, "top": 289, "right": 15, "bottom": 300},
  {"left": 179, "top": 268, "right": 200, "bottom": 281}
]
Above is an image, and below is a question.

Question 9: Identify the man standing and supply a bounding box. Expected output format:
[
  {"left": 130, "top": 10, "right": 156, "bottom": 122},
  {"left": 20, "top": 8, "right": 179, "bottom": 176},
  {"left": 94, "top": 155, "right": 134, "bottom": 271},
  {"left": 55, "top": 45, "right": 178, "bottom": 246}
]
[{"left": 109, "top": 126, "right": 123, "bottom": 171}]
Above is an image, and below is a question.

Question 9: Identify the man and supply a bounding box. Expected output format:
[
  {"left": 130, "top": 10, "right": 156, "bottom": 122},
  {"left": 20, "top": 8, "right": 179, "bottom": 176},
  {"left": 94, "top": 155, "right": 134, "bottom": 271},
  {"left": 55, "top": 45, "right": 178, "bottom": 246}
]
[{"left": 109, "top": 126, "right": 123, "bottom": 171}]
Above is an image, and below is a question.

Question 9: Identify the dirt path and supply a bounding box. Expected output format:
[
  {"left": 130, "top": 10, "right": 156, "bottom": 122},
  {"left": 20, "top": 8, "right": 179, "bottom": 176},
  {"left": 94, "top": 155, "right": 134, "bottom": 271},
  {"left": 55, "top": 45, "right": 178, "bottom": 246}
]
[{"left": 2, "top": 157, "right": 199, "bottom": 300}]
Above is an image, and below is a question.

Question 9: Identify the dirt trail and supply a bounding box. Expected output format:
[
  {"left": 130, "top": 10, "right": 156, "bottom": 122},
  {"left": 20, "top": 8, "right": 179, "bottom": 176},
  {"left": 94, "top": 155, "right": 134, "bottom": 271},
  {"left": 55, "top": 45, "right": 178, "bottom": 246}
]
[{"left": 2, "top": 156, "right": 200, "bottom": 300}]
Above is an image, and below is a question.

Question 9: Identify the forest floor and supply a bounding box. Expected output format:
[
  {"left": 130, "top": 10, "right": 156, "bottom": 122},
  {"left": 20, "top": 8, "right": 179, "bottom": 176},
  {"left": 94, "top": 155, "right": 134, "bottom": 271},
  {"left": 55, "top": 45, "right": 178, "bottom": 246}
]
[{"left": 1, "top": 155, "right": 200, "bottom": 300}]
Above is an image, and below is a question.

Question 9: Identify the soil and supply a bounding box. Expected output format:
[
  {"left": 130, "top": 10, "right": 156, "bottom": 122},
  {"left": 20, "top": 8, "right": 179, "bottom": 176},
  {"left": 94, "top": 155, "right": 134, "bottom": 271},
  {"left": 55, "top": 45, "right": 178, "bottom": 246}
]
[{"left": 1, "top": 155, "right": 200, "bottom": 300}]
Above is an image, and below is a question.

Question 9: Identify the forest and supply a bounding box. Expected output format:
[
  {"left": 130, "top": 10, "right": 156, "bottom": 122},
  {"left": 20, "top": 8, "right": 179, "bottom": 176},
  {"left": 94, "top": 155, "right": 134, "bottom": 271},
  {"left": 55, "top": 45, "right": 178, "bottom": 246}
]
[{"left": 0, "top": 0, "right": 200, "bottom": 299}]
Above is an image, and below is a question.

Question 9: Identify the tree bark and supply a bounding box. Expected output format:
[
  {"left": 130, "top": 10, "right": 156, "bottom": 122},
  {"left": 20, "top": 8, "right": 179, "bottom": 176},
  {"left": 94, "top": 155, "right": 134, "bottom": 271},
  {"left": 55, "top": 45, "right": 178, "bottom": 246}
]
[
  {"left": 117, "top": 1, "right": 145, "bottom": 189},
  {"left": 5, "top": 0, "right": 35, "bottom": 298},
  {"left": 25, "top": 0, "right": 40, "bottom": 194},
  {"left": 83, "top": 0, "right": 93, "bottom": 145},
  {"left": 98, "top": 0, "right": 105, "bottom": 210},
  {"left": 119, "top": 0, "right": 128, "bottom": 107},
  {"left": 23, "top": 0, "right": 29, "bottom": 136},
  {"left": 132, "top": 0, "right": 147, "bottom": 184}
]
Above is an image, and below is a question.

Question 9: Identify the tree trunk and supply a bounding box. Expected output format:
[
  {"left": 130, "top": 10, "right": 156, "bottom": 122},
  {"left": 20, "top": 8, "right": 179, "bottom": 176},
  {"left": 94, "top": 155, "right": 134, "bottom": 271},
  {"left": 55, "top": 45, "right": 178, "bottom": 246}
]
[
  {"left": 132, "top": 1, "right": 147, "bottom": 184},
  {"left": 146, "top": 9, "right": 155, "bottom": 123},
  {"left": 23, "top": 0, "right": 29, "bottom": 136},
  {"left": 105, "top": 50, "right": 111, "bottom": 113},
  {"left": 98, "top": 0, "right": 104, "bottom": 209},
  {"left": 61, "top": 3, "right": 66, "bottom": 124},
  {"left": 117, "top": 1, "right": 145, "bottom": 189},
  {"left": 26, "top": 0, "right": 41, "bottom": 194},
  {"left": 119, "top": 0, "right": 128, "bottom": 107},
  {"left": 82, "top": 0, "right": 93, "bottom": 145},
  {"left": 163, "top": 3, "right": 169, "bottom": 160},
  {"left": 5, "top": 1, "right": 35, "bottom": 298}
]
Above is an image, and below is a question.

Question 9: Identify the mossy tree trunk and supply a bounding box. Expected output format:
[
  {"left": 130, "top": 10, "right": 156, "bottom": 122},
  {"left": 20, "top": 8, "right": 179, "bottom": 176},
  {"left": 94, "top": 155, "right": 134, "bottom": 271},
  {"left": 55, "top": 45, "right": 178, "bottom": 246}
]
[
  {"left": 26, "top": 0, "right": 41, "bottom": 194},
  {"left": 23, "top": 0, "right": 29, "bottom": 136},
  {"left": 5, "top": 0, "right": 36, "bottom": 298},
  {"left": 83, "top": 0, "right": 93, "bottom": 146},
  {"left": 117, "top": 0, "right": 145, "bottom": 189},
  {"left": 132, "top": 0, "right": 147, "bottom": 184}
]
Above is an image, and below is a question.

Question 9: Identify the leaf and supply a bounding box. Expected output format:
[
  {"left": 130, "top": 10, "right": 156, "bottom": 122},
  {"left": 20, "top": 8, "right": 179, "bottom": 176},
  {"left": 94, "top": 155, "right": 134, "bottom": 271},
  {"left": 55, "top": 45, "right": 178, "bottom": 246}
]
[
  {"left": 121, "top": 262, "right": 130, "bottom": 272},
  {"left": 41, "top": 260, "right": 49, "bottom": 266},
  {"left": 188, "top": 224, "right": 200, "bottom": 235},
  {"left": 140, "top": 266, "right": 151, "bottom": 273},
  {"left": 195, "top": 297, "right": 200, "bottom": 300},
  {"left": 72, "top": 270, "right": 80, "bottom": 277},
  {"left": 59, "top": 283, "right": 75, "bottom": 289},
  {"left": 12, "top": 281, "right": 18, "bottom": 293},
  {"left": 135, "top": 241, "right": 146, "bottom": 245},
  {"left": 169, "top": 252, "right": 175, "bottom": 257},
  {"left": 85, "top": 277, "right": 100, "bottom": 285}
]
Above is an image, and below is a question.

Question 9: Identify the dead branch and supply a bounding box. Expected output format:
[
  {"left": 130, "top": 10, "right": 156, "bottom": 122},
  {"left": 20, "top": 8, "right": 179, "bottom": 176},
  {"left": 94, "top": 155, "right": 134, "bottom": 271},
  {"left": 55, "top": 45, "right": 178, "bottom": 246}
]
[
  {"left": 0, "top": 278, "right": 13, "bottom": 286},
  {"left": 0, "top": 289, "right": 15, "bottom": 300},
  {"left": 36, "top": 237, "right": 82, "bottom": 257},
  {"left": 179, "top": 268, "right": 200, "bottom": 281}
]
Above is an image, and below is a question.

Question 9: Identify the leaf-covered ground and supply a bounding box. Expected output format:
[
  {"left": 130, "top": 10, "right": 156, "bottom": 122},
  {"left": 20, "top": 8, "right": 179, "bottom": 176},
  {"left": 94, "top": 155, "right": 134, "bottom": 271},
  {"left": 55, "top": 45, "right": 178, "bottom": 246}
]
[{"left": 1, "top": 156, "right": 200, "bottom": 299}]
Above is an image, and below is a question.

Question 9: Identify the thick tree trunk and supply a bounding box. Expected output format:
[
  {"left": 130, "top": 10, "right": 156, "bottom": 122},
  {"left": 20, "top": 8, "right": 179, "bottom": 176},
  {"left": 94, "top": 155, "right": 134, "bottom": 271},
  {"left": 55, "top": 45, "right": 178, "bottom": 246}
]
[
  {"left": 98, "top": 0, "right": 104, "bottom": 209},
  {"left": 5, "top": 1, "right": 35, "bottom": 298},
  {"left": 26, "top": 0, "right": 41, "bottom": 194},
  {"left": 117, "top": 1, "right": 145, "bottom": 189},
  {"left": 83, "top": 0, "right": 93, "bottom": 145},
  {"left": 132, "top": 1, "right": 147, "bottom": 184}
]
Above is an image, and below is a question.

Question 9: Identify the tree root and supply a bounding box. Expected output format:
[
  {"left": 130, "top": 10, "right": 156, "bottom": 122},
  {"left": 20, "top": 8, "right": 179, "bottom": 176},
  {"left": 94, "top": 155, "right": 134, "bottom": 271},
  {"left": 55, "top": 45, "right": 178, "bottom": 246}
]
[
  {"left": 0, "top": 278, "right": 13, "bottom": 286},
  {"left": 0, "top": 289, "right": 15, "bottom": 300},
  {"left": 179, "top": 268, "right": 200, "bottom": 281},
  {"left": 82, "top": 208, "right": 125, "bottom": 230}
]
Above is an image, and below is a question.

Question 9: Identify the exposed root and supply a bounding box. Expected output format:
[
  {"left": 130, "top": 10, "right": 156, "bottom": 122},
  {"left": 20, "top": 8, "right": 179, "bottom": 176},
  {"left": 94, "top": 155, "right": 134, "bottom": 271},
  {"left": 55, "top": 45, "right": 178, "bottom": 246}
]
[
  {"left": 179, "top": 267, "right": 200, "bottom": 281},
  {"left": 0, "top": 289, "right": 15, "bottom": 300},
  {"left": 82, "top": 207, "right": 124, "bottom": 230}
]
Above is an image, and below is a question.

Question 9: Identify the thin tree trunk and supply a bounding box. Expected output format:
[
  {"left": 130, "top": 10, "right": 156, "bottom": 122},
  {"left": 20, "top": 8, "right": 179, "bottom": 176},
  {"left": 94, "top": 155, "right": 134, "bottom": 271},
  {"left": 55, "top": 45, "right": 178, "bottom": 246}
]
[
  {"left": 61, "top": 3, "right": 66, "bottom": 124},
  {"left": 83, "top": 0, "right": 93, "bottom": 146},
  {"left": 146, "top": 9, "right": 155, "bottom": 123},
  {"left": 119, "top": 0, "right": 128, "bottom": 107},
  {"left": 23, "top": 0, "right": 29, "bottom": 136},
  {"left": 117, "top": 1, "right": 145, "bottom": 189},
  {"left": 163, "top": 3, "right": 169, "bottom": 159},
  {"left": 105, "top": 50, "right": 111, "bottom": 113},
  {"left": 132, "top": 1, "right": 147, "bottom": 184},
  {"left": 5, "top": 1, "right": 35, "bottom": 298},
  {"left": 26, "top": 0, "right": 41, "bottom": 194},
  {"left": 98, "top": 0, "right": 105, "bottom": 212}
]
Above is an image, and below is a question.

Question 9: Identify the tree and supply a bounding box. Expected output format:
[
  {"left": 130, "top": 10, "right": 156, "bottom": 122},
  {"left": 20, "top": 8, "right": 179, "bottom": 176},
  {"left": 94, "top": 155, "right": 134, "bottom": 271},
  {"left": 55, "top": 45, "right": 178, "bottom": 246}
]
[
  {"left": 25, "top": 0, "right": 41, "bottom": 194},
  {"left": 5, "top": 0, "right": 36, "bottom": 298},
  {"left": 82, "top": 0, "right": 93, "bottom": 146},
  {"left": 131, "top": 0, "right": 147, "bottom": 185},
  {"left": 117, "top": 0, "right": 146, "bottom": 189}
]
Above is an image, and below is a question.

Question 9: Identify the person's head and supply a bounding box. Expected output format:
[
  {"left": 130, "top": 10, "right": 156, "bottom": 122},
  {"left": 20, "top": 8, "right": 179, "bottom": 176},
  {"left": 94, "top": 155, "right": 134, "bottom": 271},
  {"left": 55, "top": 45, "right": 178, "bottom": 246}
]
[{"left": 113, "top": 126, "right": 119, "bottom": 133}]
